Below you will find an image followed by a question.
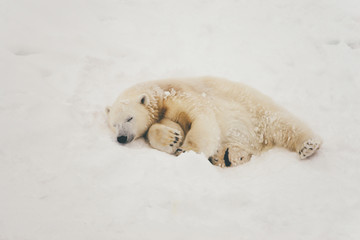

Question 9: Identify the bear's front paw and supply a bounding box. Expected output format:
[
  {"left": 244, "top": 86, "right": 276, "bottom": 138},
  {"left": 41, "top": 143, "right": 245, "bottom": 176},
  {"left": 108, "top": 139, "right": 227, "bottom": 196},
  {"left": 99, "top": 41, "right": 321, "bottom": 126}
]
[
  {"left": 298, "top": 139, "right": 321, "bottom": 159},
  {"left": 159, "top": 129, "right": 183, "bottom": 154},
  {"left": 148, "top": 124, "right": 184, "bottom": 154},
  {"left": 166, "top": 130, "right": 183, "bottom": 153}
]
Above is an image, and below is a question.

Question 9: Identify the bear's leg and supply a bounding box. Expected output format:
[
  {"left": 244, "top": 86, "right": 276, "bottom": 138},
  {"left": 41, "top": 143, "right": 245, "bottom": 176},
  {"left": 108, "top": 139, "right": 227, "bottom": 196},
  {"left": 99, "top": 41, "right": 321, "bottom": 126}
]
[
  {"left": 175, "top": 115, "right": 221, "bottom": 158},
  {"left": 208, "top": 145, "right": 252, "bottom": 168},
  {"left": 147, "top": 118, "right": 184, "bottom": 154},
  {"left": 269, "top": 113, "right": 321, "bottom": 159}
]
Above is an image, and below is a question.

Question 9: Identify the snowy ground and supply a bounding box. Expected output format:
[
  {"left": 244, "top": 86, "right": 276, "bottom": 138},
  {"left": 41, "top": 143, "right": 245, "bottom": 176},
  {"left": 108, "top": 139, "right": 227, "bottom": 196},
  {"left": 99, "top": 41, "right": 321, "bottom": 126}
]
[{"left": 1, "top": 0, "right": 360, "bottom": 239}]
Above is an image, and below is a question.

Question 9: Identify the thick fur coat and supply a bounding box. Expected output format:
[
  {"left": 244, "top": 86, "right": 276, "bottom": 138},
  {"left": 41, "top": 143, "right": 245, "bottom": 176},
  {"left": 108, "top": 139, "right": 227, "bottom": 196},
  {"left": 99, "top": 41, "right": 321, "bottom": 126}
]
[{"left": 106, "top": 77, "right": 321, "bottom": 167}]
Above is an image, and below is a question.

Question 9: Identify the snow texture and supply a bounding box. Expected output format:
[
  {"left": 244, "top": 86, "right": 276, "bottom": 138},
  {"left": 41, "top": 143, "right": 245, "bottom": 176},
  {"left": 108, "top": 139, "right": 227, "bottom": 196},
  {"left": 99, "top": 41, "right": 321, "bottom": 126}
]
[{"left": 1, "top": 0, "right": 360, "bottom": 239}]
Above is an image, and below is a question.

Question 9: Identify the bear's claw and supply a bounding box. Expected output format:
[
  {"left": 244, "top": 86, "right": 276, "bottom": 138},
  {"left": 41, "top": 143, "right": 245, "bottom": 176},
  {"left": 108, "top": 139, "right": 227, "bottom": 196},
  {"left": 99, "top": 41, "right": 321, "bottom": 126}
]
[{"left": 175, "top": 148, "right": 186, "bottom": 156}]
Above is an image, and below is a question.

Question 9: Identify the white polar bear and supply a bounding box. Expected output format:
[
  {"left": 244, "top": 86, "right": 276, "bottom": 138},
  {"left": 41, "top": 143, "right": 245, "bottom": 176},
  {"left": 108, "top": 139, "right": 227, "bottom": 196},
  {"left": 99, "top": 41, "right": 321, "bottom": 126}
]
[{"left": 106, "top": 77, "right": 321, "bottom": 167}]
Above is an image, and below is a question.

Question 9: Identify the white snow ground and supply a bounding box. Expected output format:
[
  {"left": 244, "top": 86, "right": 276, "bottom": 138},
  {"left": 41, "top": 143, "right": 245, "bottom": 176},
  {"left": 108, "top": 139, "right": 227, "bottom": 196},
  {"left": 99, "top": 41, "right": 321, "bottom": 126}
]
[{"left": 1, "top": 0, "right": 360, "bottom": 239}]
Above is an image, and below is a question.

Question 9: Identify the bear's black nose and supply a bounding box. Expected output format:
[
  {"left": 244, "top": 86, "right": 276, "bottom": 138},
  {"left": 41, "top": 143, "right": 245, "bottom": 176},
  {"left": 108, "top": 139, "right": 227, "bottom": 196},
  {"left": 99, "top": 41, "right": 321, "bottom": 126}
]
[{"left": 117, "top": 136, "right": 128, "bottom": 144}]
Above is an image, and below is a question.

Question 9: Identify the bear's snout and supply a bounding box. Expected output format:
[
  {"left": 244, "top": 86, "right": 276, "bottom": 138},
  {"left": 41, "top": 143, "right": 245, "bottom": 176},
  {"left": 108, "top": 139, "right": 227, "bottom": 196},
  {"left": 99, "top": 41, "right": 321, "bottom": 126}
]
[
  {"left": 117, "top": 134, "right": 134, "bottom": 144},
  {"left": 117, "top": 135, "right": 128, "bottom": 144}
]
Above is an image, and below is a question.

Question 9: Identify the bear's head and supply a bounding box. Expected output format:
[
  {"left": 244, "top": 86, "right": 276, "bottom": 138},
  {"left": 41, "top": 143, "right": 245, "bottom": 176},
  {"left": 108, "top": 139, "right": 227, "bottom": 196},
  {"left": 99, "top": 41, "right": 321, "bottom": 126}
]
[{"left": 106, "top": 93, "right": 152, "bottom": 144}]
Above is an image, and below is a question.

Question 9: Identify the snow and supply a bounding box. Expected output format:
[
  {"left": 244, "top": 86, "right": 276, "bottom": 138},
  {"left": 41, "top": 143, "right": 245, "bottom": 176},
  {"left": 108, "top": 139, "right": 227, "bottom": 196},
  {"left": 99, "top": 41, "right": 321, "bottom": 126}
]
[{"left": 1, "top": 0, "right": 360, "bottom": 239}]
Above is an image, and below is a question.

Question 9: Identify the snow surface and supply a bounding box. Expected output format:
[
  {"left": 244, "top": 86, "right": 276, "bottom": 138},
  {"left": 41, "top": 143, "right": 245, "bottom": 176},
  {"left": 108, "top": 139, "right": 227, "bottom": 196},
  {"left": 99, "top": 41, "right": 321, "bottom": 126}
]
[{"left": 1, "top": 0, "right": 360, "bottom": 239}]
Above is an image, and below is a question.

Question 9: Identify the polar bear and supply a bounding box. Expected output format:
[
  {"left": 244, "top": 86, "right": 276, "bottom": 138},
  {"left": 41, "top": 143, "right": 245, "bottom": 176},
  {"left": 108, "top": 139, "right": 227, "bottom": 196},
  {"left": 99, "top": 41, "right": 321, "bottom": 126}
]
[{"left": 106, "top": 77, "right": 321, "bottom": 167}]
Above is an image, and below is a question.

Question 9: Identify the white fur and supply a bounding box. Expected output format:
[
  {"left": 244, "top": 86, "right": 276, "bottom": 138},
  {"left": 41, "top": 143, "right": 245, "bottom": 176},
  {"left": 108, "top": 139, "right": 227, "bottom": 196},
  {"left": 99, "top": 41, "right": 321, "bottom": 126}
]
[{"left": 107, "top": 77, "right": 322, "bottom": 167}]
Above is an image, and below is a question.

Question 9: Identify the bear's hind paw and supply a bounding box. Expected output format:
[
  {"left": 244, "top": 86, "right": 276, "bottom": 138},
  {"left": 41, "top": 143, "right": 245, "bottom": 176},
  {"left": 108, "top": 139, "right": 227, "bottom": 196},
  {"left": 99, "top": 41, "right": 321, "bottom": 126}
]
[
  {"left": 209, "top": 147, "right": 252, "bottom": 168},
  {"left": 298, "top": 139, "right": 321, "bottom": 159}
]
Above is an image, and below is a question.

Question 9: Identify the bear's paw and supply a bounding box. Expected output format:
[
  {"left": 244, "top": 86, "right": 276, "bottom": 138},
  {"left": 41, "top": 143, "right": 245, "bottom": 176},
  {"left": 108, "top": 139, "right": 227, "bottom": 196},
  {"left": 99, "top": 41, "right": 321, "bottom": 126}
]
[
  {"left": 298, "top": 139, "right": 321, "bottom": 159},
  {"left": 209, "top": 146, "right": 252, "bottom": 168}
]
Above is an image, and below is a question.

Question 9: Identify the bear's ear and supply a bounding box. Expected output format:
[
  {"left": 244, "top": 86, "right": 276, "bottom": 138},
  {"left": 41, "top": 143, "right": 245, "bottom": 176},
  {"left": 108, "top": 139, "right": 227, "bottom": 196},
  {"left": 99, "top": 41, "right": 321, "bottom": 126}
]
[
  {"left": 139, "top": 94, "right": 149, "bottom": 106},
  {"left": 105, "top": 106, "right": 111, "bottom": 115}
]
